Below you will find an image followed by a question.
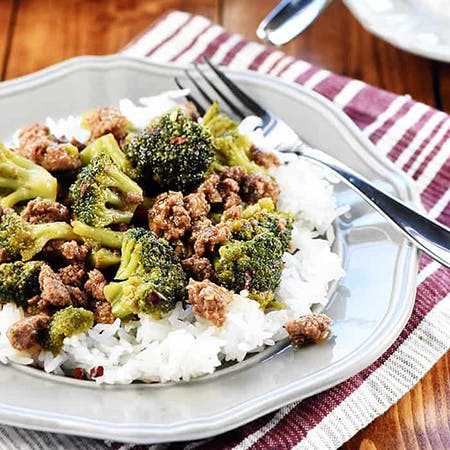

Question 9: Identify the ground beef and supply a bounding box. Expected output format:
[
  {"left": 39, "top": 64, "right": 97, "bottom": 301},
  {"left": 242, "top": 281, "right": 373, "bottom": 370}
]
[
  {"left": 222, "top": 166, "right": 247, "bottom": 183},
  {"left": 249, "top": 146, "right": 281, "bottom": 169},
  {"left": 217, "top": 177, "right": 241, "bottom": 210},
  {"left": 67, "top": 286, "right": 90, "bottom": 308},
  {"left": 241, "top": 172, "right": 279, "bottom": 204},
  {"left": 58, "top": 264, "right": 86, "bottom": 287},
  {"left": 21, "top": 198, "right": 70, "bottom": 224},
  {"left": 7, "top": 314, "right": 50, "bottom": 352},
  {"left": 17, "top": 124, "right": 80, "bottom": 172},
  {"left": 183, "top": 192, "right": 210, "bottom": 221},
  {"left": 93, "top": 301, "right": 115, "bottom": 324},
  {"left": 198, "top": 174, "right": 222, "bottom": 203},
  {"left": 193, "top": 222, "right": 232, "bottom": 257},
  {"left": 182, "top": 256, "right": 214, "bottom": 281},
  {"left": 0, "top": 248, "right": 11, "bottom": 263},
  {"left": 38, "top": 264, "right": 72, "bottom": 307},
  {"left": 84, "top": 106, "right": 128, "bottom": 142},
  {"left": 285, "top": 313, "right": 332, "bottom": 347},
  {"left": 187, "top": 279, "right": 233, "bottom": 327},
  {"left": 84, "top": 270, "right": 115, "bottom": 324},
  {"left": 84, "top": 269, "right": 107, "bottom": 302},
  {"left": 148, "top": 191, "right": 191, "bottom": 241},
  {"left": 223, "top": 205, "right": 242, "bottom": 220},
  {"left": 42, "top": 240, "right": 90, "bottom": 264}
]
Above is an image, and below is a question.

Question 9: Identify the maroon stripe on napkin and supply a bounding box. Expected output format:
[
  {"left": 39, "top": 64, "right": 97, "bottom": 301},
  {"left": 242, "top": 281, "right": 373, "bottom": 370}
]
[
  {"left": 195, "top": 30, "right": 232, "bottom": 61},
  {"left": 387, "top": 109, "right": 435, "bottom": 162},
  {"left": 294, "top": 66, "right": 319, "bottom": 84},
  {"left": 369, "top": 101, "right": 413, "bottom": 144},
  {"left": 314, "top": 75, "right": 351, "bottom": 101},
  {"left": 402, "top": 117, "right": 448, "bottom": 172},
  {"left": 343, "top": 87, "right": 398, "bottom": 130},
  {"left": 220, "top": 40, "right": 248, "bottom": 65},
  {"left": 170, "top": 23, "right": 214, "bottom": 62},
  {"left": 248, "top": 48, "right": 273, "bottom": 71},
  {"left": 413, "top": 128, "right": 450, "bottom": 180},
  {"left": 146, "top": 15, "right": 194, "bottom": 57}
]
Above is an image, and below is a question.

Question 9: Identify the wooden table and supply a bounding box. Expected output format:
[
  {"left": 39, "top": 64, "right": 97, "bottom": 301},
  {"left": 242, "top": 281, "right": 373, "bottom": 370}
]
[{"left": 0, "top": 1, "right": 448, "bottom": 448}]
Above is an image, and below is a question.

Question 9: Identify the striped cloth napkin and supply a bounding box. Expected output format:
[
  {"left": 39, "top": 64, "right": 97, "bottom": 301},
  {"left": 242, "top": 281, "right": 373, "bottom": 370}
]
[{"left": 3, "top": 10, "right": 450, "bottom": 450}]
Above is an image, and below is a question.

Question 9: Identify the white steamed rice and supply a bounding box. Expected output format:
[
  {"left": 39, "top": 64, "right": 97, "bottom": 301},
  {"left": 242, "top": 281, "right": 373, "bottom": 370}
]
[{"left": 0, "top": 92, "right": 345, "bottom": 384}]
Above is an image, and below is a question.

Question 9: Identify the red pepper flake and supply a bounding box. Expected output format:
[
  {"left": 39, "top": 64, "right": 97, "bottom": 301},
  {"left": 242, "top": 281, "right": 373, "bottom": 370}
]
[
  {"left": 244, "top": 270, "right": 253, "bottom": 290},
  {"left": 171, "top": 136, "right": 188, "bottom": 145},
  {"left": 147, "top": 290, "right": 165, "bottom": 306},
  {"left": 90, "top": 365, "right": 104, "bottom": 378},
  {"left": 73, "top": 367, "right": 85, "bottom": 379}
]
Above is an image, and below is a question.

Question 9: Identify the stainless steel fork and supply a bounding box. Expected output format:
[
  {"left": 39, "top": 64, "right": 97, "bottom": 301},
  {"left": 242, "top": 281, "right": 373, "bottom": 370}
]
[{"left": 175, "top": 58, "right": 450, "bottom": 268}]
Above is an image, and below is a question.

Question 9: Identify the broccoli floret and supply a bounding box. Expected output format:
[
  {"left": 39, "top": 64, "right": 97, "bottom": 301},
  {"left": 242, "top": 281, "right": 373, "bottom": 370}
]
[
  {"left": 72, "top": 220, "right": 123, "bottom": 249},
  {"left": 214, "top": 198, "right": 292, "bottom": 308},
  {"left": 0, "top": 209, "right": 77, "bottom": 261},
  {"left": 0, "top": 141, "right": 57, "bottom": 207},
  {"left": 104, "top": 228, "right": 187, "bottom": 319},
  {"left": 124, "top": 109, "right": 214, "bottom": 193},
  {"left": 202, "top": 102, "right": 261, "bottom": 173},
  {"left": 79, "top": 134, "right": 136, "bottom": 177},
  {"left": 69, "top": 152, "right": 143, "bottom": 227},
  {"left": 238, "top": 198, "right": 293, "bottom": 249},
  {"left": 214, "top": 232, "right": 285, "bottom": 296},
  {"left": 0, "top": 260, "right": 43, "bottom": 305},
  {"left": 41, "top": 306, "right": 94, "bottom": 354}
]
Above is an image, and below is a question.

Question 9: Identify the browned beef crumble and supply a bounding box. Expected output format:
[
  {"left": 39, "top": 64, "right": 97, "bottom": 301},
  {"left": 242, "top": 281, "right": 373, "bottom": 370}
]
[
  {"left": 198, "top": 174, "right": 222, "bottom": 204},
  {"left": 84, "top": 106, "right": 128, "bottom": 142},
  {"left": 222, "top": 165, "right": 247, "bottom": 183},
  {"left": 182, "top": 256, "right": 214, "bottom": 281},
  {"left": 187, "top": 279, "right": 233, "bottom": 327},
  {"left": 58, "top": 264, "right": 86, "bottom": 287},
  {"left": 84, "top": 269, "right": 107, "bottom": 302},
  {"left": 241, "top": 172, "right": 279, "bottom": 204},
  {"left": 0, "top": 248, "right": 11, "bottom": 263},
  {"left": 192, "top": 221, "right": 232, "bottom": 257},
  {"left": 7, "top": 314, "right": 50, "bottom": 352},
  {"left": 183, "top": 192, "right": 210, "bottom": 221},
  {"left": 84, "top": 270, "right": 115, "bottom": 324},
  {"left": 41, "top": 240, "right": 89, "bottom": 264},
  {"left": 17, "top": 124, "right": 80, "bottom": 172},
  {"left": 39, "top": 264, "right": 72, "bottom": 307},
  {"left": 285, "top": 313, "right": 332, "bottom": 347},
  {"left": 148, "top": 191, "right": 192, "bottom": 240},
  {"left": 249, "top": 146, "right": 281, "bottom": 169},
  {"left": 21, "top": 198, "right": 70, "bottom": 224},
  {"left": 67, "top": 286, "right": 90, "bottom": 308}
]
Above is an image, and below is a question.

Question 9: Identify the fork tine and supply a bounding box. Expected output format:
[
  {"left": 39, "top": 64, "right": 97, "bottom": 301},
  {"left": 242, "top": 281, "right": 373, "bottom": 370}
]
[
  {"left": 184, "top": 69, "right": 214, "bottom": 106},
  {"left": 174, "top": 77, "right": 205, "bottom": 116},
  {"left": 193, "top": 63, "right": 246, "bottom": 120},
  {"left": 202, "top": 57, "right": 268, "bottom": 119}
]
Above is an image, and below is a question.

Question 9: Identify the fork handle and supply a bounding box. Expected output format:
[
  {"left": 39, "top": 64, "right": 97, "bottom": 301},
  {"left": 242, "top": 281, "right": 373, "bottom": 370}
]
[{"left": 294, "top": 144, "right": 450, "bottom": 268}]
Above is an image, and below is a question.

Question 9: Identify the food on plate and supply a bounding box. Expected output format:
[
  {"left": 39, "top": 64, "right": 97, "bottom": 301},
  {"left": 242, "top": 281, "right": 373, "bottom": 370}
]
[{"left": 0, "top": 91, "right": 344, "bottom": 383}]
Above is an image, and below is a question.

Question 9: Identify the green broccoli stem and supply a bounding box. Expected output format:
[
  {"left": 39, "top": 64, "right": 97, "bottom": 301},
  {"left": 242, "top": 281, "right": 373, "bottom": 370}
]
[
  {"left": 0, "top": 142, "right": 57, "bottom": 207},
  {"left": 72, "top": 220, "right": 123, "bottom": 249},
  {"left": 80, "top": 134, "right": 135, "bottom": 175},
  {"left": 22, "top": 222, "right": 78, "bottom": 261},
  {"left": 106, "top": 163, "right": 143, "bottom": 197},
  {"left": 88, "top": 248, "right": 121, "bottom": 269},
  {"left": 115, "top": 239, "right": 142, "bottom": 280},
  {"left": 103, "top": 281, "right": 138, "bottom": 318}
]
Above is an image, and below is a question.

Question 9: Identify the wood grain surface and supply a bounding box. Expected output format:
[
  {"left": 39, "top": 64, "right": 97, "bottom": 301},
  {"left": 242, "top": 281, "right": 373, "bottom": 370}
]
[{"left": 0, "top": 1, "right": 449, "bottom": 449}]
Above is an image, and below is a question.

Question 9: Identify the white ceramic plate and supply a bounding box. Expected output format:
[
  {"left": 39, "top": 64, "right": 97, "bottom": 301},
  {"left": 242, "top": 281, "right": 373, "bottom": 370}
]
[
  {"left": 0, "top": 56, "right": 419, "bottom": 444},
  {"left": 344, "top": 0, "right": 450, "bottom": 62}
]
